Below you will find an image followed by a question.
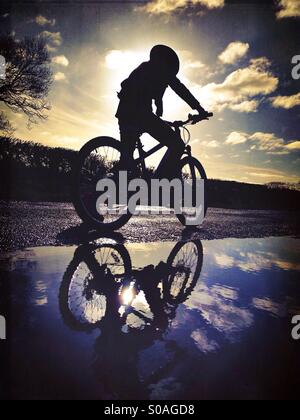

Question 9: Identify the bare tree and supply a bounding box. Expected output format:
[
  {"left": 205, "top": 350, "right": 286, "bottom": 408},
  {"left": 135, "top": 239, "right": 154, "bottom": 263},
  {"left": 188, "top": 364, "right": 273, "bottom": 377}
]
[
  {"left": 0, "top": 35, "right": 53, "bottom": 133},
  {"left": 0, "top": 110, "right": 13, "bottom": 135}
]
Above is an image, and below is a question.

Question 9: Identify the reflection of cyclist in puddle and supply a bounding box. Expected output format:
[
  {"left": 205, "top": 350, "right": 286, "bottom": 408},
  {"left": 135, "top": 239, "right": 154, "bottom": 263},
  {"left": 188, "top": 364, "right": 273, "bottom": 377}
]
[{"left": 59, "top": 239, "right": 203, "bottom": 399}]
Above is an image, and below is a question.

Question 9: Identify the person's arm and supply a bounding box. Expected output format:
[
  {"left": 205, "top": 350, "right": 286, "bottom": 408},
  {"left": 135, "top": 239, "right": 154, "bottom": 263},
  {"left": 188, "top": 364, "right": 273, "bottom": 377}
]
[
  {"left": 169, "top": 77, "right": 206, "bottom": 113},
  {"left": 155, "top": 97, "right": 163, "bottom": 117}
]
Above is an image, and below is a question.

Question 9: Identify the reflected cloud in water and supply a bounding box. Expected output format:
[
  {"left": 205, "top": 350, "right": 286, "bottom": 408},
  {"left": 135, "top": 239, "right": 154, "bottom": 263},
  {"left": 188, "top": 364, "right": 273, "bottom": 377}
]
[
  {"left": 186, "top": 284, "right": 254, "bottom": 342},
  {"left": 212, "top": 238, "right": 300, "bottom": 273},
  {"left": 2, "top": 236, "right": 300, "bottom": 399},
  {"left": 191, "top": 329, "right": 219, "bottom": 354},
  {"left": 252, "top": 298, "right": 287, "bottom": 318}
]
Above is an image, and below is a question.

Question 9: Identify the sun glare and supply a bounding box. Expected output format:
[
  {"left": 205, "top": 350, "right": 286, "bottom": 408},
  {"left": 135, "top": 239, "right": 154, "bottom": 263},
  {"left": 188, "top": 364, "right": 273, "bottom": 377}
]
[
  {"left": 104, "top": 48, "right": 196, "bottom": 119},
  {"left": 121, "top": 283, "right": 136, "bottom": 306},
  {"left": 105, "top": 49, "right": 149, "bottom": 90}
]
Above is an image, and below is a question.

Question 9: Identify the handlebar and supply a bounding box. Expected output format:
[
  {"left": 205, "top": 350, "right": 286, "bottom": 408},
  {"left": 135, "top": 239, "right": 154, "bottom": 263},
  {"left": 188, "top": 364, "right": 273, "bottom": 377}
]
[{"left": 164, "top": 112, "right": 213, "bottom": 128}]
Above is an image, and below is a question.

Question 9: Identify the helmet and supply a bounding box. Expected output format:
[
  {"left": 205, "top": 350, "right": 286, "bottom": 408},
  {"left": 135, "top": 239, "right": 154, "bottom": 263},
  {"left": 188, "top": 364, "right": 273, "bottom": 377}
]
[{"left": 150, "top": 45, "right": 180, "bottom": 77}]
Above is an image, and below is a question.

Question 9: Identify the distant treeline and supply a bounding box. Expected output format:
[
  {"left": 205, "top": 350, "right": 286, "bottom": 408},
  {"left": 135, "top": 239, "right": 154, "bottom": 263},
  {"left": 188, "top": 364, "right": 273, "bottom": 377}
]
[
  {"left": 1, "top": 136, "right": 300, "bottom": 211},
  {"left": 0, "top": 137, "right": 77, "bottom": 201}
]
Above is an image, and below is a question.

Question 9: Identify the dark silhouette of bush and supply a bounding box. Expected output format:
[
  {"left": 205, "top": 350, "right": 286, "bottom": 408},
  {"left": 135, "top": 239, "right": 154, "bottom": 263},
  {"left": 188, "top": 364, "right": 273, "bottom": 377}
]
[
  {"left": 206, "top": 179, "right": 300, "bottom": 211},
  {"left": 0, "top": 137, "right": 77, "bottom": 201},
  {"left": 1, "top": 136, "right": 300, "bottom": 211}
]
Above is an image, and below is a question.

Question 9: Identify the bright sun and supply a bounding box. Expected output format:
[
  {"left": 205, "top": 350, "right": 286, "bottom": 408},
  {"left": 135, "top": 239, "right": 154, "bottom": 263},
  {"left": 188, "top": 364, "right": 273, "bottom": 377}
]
[{"left": 104, "top": 48, "right": 190, "bottom": 119}]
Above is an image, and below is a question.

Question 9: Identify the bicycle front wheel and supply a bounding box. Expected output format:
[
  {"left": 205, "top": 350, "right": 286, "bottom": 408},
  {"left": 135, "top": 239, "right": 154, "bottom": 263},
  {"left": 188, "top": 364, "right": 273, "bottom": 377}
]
[
  {"left": 73, "top": 137, "right": 133, "bottom": 231},
  {"left": 176, "top": 156, "right": 208, "bottom": 227},
  {"left": 164, "top": 240, "right": 203, "bottom": 304}
]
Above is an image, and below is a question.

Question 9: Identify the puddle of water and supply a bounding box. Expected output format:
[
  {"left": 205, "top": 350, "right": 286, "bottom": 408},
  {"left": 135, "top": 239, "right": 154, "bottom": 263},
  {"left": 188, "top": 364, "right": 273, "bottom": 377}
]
[{"left": 0, "top": 237, "right": 300, "bottom": 400}]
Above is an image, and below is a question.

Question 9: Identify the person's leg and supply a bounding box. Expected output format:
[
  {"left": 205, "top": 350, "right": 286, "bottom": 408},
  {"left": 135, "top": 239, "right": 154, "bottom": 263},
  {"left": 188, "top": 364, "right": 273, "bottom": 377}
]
[
  {"left": 119, "top": 120, "right": 139, "bottom": 169},
  {"left": 143, "top": 114, "right": 185, "bottom": 179},
  {"left": 114, "top": 121, "right": 140, "bottom": 206}
]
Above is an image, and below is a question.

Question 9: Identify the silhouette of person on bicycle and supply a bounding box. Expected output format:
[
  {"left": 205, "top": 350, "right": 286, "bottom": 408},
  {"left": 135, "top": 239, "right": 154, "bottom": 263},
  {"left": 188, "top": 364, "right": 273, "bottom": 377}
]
[
  {"left": 73, "top": 46, "right": 212, "bottom": 230},
  {"left": 116, "top": 45, "right": 209, "bottom": 178}
]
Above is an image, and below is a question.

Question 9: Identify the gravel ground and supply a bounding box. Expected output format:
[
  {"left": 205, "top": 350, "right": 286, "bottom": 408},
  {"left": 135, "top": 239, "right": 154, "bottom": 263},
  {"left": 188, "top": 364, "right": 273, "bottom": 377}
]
[{"left": 0, "top": 200, "right": 299, "bottom": 252}]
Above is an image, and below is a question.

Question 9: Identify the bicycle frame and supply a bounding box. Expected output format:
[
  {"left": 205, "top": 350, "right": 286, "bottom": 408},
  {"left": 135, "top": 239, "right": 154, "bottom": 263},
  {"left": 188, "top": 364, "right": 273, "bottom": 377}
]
[
  {"left": 133, "top": 125, "right": 190, "bottom": 177},
  {"left": 134, "top": 141, "right": 165, "bottom": 175}
]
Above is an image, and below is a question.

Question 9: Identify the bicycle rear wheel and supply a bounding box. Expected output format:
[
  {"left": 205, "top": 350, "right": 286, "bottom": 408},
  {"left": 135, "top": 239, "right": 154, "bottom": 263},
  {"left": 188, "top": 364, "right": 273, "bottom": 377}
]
[
  {"left": 176, "top": 156, "right": 208, "bottom": 227},
  {"left": 59, "top": 243, "right": 132, "bottom": 331},
  {"left": 73, "top": 137, "right": 133, "bottom": 231}
]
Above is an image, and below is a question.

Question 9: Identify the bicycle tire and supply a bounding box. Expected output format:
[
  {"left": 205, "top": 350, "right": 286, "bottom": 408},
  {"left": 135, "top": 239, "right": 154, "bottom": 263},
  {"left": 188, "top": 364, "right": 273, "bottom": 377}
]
[
  {"left": 164, "top": 240, "right": 203, "bottom": 305},
  {"left": 73, "top": 137, "right": 133, "bottom": 231},
  {"left": 176, "top": 156, "right": 208, "bottom": 227},
  {"left": 59, "top": 243, "right": 132, "bottom": 331}
]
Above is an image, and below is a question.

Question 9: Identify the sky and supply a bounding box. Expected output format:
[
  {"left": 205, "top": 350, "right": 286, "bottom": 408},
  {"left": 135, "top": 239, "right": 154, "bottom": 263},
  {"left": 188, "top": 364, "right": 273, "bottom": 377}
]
[{"left": 0, "top": 0, "right": 300, "bottom": 184}]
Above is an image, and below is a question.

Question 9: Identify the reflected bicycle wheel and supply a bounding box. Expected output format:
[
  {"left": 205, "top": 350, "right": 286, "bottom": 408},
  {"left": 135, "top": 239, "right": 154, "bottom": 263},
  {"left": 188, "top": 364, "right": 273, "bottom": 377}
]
[
  {"left": 59, "top": 244, "right": 132, "bottom": 331},
  {"left": 164, "top": 240, "right": 203, "bottom": 304}
]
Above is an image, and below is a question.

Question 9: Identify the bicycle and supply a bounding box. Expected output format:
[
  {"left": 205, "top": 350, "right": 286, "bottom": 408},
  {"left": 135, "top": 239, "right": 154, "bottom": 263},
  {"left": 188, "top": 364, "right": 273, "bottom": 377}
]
[
  {"left": 58, "top": 237, "right": 204, "bottom": 398},
  {"left": 73, "top": 112, "right": 213, "bottom": 231},
  {"left": 59, "top": 239, "right": 204, "bottom": 332}
]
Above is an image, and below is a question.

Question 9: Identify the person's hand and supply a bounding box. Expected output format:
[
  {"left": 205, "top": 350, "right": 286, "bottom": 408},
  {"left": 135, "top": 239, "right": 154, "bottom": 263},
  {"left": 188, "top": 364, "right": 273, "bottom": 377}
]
[
  {"left": 197, "top": 106, "right": 209, "bottom": 118},
  {"left": 189, "top": 108, "right": 213, "bottom": 124}
]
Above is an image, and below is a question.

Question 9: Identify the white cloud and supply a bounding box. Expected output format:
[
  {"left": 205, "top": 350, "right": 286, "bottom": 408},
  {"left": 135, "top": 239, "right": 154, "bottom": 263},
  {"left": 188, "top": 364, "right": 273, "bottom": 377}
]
[
  {"left": 191, "top": 330, "right": 219, "bottom": 354},
  {"left": 138, "top": 0, "right": 225, "bottom": 15},
  {"left": 52, "top": 55, "right": 69, "bottom": 67},
  {"left": 229, "top": 100, "right": 260, "bottom": 113},
  {"left": 40, "top": 31, "right": 62, "bottom": 49},
  {"left": 218, "top": 41, "right": 250, "bottom": 65},
  {"left": 54, "top": 72, "right": 67, "bottom": 82},
  {"left": 184, "top": 60, "right": 205, "bottom": 69},
  {"left": 215, "top": 254, "right": 235, "bottom": 267},
  {"left": 249, "top": 132, "right": 286, "bottom": 153},
  {"left": 194, "top": 0, "right": 225, "bottom": 8},
  {"left": 35, "top": 15, "right": 56, "bottom": 27},
  {"left": 199, "top": 58, "right": 278, "bottom": 113},
  {"left": 226, "top": 130, "right": 300, "bottom": 154},
  {"left": 198, "top": 0, "right": 225, "bottom": 9},
  {"left": 286, "top": 141, "right": 300, "bottom": 150},
  {"left": 186, "top": 284, "right": 253, "bottom": 339},
  {"left": 226, "top": 132, "right": 248, "bottom": 145},
  {"left": 201, "top": 140, "right": 220, "bottom": 148},
  {"left": 252, "top": 298, "right": 286, "bottom": 318},
  {"left": 270, "top": 92, "right": 300, "bottom": 109},
  {"left": 276, "top": 0, "right": 300, "bottom": 19},
  {"left": 213, "top": 248, "right": 300, "bottom": 273},
  {"left": 180, "top": 50, "right": 206, "bottom": 71}
]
